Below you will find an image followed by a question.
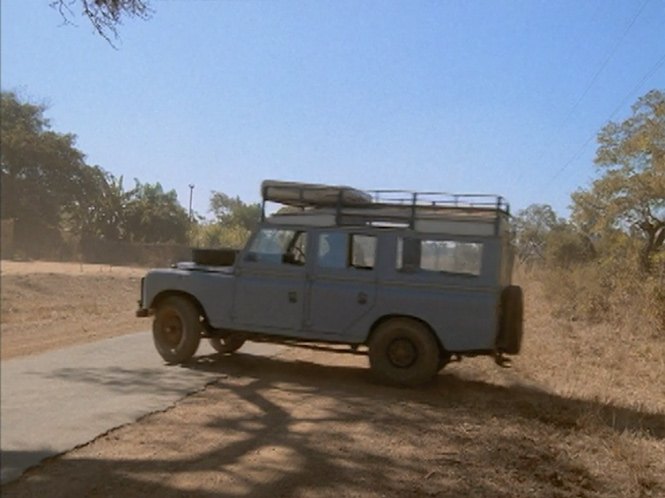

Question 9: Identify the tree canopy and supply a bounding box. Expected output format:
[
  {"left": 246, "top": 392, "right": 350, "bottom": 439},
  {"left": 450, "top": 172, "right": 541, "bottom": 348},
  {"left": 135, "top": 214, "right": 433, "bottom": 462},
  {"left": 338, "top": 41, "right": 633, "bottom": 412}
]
[
  {"left": 1, "top": 91, "right": 189, "bottom": 245},
  {"left": 1, "top": 91, "right": 90, "bottom": 230},
  {"left": 209, "top": 192, "right": 261, "bottom": 233},
  {"left": 124, "top": 180, "right": 190, "bottom": 243},
  {"left": 512, "top": 204, "right": 562, "bottom": 264},
  {"left": 571, "top": 89, "right": 665, "bottom": 271},
  {"left": 187, "top": 192, "right": 261, "bottom": 249}
]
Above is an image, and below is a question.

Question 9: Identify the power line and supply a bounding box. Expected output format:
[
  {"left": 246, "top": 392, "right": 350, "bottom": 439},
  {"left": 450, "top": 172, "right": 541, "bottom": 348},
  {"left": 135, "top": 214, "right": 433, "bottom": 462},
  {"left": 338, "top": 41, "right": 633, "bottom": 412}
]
[
  {"left": 539, "top": 52, "right": 665, "bottom": 191},
  {"left": 561, "top": 0, "right": 651, "bottom": 126},
  {"left": 604, "top": 53, "right": 665, "bottom": 121},
  {"left": 513, "top": 0, "right": 651, "bottom": 185}
]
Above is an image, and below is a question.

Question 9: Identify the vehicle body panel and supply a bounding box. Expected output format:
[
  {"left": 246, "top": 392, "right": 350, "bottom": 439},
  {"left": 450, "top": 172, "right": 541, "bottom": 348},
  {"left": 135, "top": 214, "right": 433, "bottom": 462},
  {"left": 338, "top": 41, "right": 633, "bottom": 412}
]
[
  {"left": 142, "top": 266, "right": 235, "bottom": 327},
  {"left": 304, "top": 228, "right": 378, "bottom": 341},
  {"left": 231, "top": 262, "right": 307, "bottom": 333}
]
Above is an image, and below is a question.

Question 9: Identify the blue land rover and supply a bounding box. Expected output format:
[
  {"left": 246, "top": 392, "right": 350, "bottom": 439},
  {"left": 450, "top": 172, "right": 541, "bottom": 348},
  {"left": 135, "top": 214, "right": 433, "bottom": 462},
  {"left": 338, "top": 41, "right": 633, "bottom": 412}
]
[{"left": 137, "top": 180, "right": 523, "bottom": 385}]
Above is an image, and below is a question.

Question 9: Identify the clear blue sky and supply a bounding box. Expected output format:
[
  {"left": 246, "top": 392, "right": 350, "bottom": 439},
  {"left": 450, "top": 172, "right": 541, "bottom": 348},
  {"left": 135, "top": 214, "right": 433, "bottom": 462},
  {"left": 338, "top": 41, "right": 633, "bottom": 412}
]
[{"left": 2, "top": 0, "right": 664, "bottom": 218}]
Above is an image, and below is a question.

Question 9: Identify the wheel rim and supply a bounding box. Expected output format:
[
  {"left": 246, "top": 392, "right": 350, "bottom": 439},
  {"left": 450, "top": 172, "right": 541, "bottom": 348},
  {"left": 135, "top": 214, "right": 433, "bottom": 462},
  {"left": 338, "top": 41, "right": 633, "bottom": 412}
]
[
  {"left": 387, "top": 337, "right": 417, "bottom": 368},
  {"left": 160, "top": 310, "right": 183, "bottom": 349}
]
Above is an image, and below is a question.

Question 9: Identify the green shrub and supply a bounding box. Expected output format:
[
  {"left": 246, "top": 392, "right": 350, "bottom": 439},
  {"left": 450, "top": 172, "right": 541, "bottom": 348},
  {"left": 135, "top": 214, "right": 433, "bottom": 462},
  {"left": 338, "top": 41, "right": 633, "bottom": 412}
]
[{"left": 188, "top": 222, "right": 251, "bottom": 250}]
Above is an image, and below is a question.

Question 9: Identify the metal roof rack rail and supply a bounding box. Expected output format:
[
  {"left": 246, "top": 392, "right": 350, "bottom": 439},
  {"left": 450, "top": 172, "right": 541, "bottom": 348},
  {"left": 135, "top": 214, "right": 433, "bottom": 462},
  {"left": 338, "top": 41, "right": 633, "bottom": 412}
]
[{"left": 261, "top": 180, "right": 510, "bottom": 236}]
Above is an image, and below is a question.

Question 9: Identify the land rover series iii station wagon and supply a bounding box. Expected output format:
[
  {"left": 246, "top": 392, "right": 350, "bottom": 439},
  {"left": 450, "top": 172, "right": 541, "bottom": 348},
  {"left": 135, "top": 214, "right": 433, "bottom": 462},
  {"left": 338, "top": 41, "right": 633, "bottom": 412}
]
[{"left": 137, "top": 180, "right": 523, "bottom": 385}]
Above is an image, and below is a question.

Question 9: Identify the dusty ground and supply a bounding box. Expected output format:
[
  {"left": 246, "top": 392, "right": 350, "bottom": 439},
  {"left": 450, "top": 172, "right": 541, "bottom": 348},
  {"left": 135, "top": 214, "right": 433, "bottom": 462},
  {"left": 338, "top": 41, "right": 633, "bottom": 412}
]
[
  {"left": 1, "top": 261, "right": 147, "bottom": 359},
  {"left": 2, "top": 261, "right": 664, "bottom": 497}
]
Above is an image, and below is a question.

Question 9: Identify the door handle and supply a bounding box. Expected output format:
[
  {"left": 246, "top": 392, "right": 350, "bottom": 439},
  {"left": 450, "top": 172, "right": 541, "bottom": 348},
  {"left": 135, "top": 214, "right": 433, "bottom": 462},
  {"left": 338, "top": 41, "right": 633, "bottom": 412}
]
[
  {"left": 357, "top": 292, "right": 368, "bottom": 305},
  {"left": 288, "top": 291, "right": 298, "bottom": 303}
]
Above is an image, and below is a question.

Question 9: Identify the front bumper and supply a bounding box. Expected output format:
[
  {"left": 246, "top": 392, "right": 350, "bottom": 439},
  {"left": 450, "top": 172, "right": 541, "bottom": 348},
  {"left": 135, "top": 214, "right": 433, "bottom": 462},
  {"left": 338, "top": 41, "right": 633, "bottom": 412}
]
[
  {"left": 136, "top": 276, "right": 150, "bottom": 317},
  {"left": 136, "top": 307, "right": 151, "bottom": 317}
]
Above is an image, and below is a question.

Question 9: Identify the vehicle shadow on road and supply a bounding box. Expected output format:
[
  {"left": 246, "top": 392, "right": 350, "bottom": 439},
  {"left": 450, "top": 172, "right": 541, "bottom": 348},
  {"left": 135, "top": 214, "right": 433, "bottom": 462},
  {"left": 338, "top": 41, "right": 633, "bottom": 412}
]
[
  {"left": 1, "top": 449, "right": 54, "bottom": 484},
  {"left": 187, "top": 351, "right": 665, "bottom": 441},
  {"left": 4, "top": 350, "right": 663, "bottom": 498}
]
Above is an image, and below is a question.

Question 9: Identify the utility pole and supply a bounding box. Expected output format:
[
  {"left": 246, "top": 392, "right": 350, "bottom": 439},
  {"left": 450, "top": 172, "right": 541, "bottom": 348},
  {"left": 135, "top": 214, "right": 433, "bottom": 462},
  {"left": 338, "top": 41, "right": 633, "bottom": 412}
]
[{"left": 188, "top": 184, "right": 195, "bottom": 221}]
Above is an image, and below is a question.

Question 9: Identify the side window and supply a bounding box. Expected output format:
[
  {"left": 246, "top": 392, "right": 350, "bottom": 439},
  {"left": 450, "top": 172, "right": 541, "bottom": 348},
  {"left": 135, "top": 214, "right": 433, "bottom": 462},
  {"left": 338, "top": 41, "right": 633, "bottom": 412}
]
[
  {"left": 246, "top": 229, "right": 307, "bottom": 266},
  {"left": 317, "top": 232, "right": 377, "bottom": 270},
  {"left": 289, "top": 231, "right": 307, "bottom": 265},
  {"left": 396, "top": 238, "right": 421, "bottom": 271},
  {"left": 351, "top": 234, "right": 376, "bottom": 269},
  {"left": 317, "top": 232, "right": 347, "bottom": 269},
  {"left": 397, "top": 238, "right": 483, "bottom": 276}
]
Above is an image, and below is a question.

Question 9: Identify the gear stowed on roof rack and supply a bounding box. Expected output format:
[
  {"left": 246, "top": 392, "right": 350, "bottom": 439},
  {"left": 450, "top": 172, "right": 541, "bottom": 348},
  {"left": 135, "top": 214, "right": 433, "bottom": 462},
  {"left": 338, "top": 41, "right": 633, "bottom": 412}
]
[{"left": 260, "top": 180, "right": 511, "bottom": 237}]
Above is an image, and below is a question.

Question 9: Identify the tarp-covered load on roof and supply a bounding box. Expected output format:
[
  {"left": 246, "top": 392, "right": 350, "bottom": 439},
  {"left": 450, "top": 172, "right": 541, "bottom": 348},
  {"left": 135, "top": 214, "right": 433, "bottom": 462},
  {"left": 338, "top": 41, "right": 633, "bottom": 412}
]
[{"left": 261, "top": 180, "right": 372, "bottom": 208}]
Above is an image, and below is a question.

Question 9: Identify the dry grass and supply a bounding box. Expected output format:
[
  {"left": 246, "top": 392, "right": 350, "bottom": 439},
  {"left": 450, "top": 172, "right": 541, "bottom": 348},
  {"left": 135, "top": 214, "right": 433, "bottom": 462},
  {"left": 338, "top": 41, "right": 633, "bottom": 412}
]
[
  {"left": 538, "top": 261, "right": 665, "bottom": 336},
  {"left": 515, "top": 267, "right": 665, "bottom": 413}
]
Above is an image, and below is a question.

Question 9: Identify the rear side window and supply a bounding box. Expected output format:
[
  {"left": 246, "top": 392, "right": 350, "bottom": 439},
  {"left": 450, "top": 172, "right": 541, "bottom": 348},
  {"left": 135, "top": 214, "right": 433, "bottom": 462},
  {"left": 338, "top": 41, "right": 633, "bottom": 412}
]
[
  {"left": 397, "top": 238, "right": 483, "bottom": 276},
  {"left": 351, "top": 234, "right": 376, "bottom": 269},
  {"left": 317, "top": 233, "right": 377, "bottom": 270}
]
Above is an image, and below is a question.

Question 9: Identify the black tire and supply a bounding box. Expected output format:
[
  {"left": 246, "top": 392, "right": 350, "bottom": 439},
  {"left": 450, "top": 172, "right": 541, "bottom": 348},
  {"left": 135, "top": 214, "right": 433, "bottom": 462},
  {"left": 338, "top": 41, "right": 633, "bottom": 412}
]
[
  {"left": 209, "top": 335, "right": 246, "bottom": 354},
  {"left": 368, "top": 318, "right": 440, "bottom": 386},
  {"left": 438, "top": 352, "right": 452, "bottom": 372},
  {"left": 152, "top": 296, "right": 202, "bottom": 363},
  {"left": 496, "top": 285, "right": 524, "bottom": 355},
  {"left": 192, "top": 248, "right": 237, "bottom": 266}
]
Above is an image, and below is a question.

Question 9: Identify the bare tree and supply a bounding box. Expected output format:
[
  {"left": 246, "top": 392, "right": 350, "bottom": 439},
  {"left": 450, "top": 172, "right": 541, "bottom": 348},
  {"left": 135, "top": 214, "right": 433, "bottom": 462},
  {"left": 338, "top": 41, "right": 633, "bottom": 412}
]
[{"left": 51, "top": 0, "right": 152, "bottom": 46}]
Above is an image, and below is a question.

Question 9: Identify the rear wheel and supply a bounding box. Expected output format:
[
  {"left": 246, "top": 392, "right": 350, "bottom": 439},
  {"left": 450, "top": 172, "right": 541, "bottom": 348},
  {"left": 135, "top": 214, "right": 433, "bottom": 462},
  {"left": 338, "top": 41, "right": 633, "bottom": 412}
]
[
  {"left": 209, "top": 334, "right": 246, "bottom": 354},
  {"left": 368, "top": 318, "right": 440, "bottom": 386},
  {"left": 438, "top": 352, "right": 452, "bottom": 371},
  {"left": 152, "top": 296, "right": 202, "bottom": 363}
]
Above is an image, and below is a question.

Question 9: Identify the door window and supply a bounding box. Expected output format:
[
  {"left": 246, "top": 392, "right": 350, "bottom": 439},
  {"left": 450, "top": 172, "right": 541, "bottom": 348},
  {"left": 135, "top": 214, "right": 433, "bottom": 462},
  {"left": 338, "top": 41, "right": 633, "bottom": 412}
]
[
  {"left": 246, "top": 229, "right": 307, "bottom": 265},
  {"left": 317, "top": 232, "right": 347, "bottom": 269},
  {"left": 317, "top": 232, "right": 376, "bottom": 270}
]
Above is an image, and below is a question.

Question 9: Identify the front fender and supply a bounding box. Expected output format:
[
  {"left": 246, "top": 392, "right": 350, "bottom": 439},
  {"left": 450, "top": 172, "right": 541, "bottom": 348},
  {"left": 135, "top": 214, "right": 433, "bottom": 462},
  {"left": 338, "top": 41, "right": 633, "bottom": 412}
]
[{"left": 140, "top": 267, "right": 236, "bottom": 328}]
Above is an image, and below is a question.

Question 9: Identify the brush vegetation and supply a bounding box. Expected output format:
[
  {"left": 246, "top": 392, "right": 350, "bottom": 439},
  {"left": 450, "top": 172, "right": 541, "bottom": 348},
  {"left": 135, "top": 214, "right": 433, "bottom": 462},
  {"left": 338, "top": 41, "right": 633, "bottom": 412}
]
[{"left": 514, "top": 90, "right": 665, "bottom": 336}]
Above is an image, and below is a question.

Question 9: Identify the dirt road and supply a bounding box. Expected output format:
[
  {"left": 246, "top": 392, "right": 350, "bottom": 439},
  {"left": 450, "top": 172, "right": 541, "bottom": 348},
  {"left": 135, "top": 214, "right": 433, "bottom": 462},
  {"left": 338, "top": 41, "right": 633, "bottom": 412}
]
[
  {"left": 1, "top": 261, "right": 146, "bottom": 359},
  {"left": 3, "top": 346, "right": 664, "bottom": 498},
  {"left": 1, "top": 262, "right": 664, "bottom": 497},
  {"left": 0, "top": 331, "right": 283, "bottom": 484}
]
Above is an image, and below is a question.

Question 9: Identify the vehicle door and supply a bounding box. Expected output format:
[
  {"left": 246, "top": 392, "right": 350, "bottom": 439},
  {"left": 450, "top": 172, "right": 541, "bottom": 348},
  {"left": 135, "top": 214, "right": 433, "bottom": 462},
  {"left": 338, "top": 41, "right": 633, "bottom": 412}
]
[
  {"left": 305, "top": 231, "right": 377, "bottom": 340},
  {"left": 232, "top": 227, "right": 308, "bottom": 333},
  {"left": 391, "top": 235, "right": 499, "bottom": 350}
]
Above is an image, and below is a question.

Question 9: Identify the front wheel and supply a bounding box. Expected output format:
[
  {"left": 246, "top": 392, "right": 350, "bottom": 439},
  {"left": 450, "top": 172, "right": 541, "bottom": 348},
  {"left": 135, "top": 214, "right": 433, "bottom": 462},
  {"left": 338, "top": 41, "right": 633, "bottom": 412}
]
[
  {"left": 152, "top": 296, "right": 202, "bottom": 363},
  {"left": 368, "top": 318, "right": 440, "bottom": 386},
  {"left": 209, "top": 334, "right": 246, "bottom": 354}
]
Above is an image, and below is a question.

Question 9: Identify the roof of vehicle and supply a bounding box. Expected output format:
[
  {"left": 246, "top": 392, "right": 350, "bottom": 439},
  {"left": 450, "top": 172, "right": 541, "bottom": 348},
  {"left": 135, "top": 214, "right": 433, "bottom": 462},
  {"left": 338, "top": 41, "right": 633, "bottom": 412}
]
[{"left": 261, "top": 180, "right": 511, "bottom": 237}]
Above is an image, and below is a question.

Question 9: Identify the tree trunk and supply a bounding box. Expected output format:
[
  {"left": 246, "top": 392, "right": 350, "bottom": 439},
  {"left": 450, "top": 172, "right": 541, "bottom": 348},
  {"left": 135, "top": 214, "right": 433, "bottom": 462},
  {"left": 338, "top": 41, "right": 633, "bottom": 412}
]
[{"left": 638, "top": 221, "right": 664, "bottom": 273}]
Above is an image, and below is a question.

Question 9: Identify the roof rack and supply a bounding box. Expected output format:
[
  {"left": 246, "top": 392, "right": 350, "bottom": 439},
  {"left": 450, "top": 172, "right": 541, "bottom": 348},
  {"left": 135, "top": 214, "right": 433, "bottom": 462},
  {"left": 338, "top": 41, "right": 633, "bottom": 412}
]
[
  {"left": 367, "top": 190, "right": 509, "bottom": 212},
  {"left": 260, "top": 180, "right": 511, "bottom": 236}
]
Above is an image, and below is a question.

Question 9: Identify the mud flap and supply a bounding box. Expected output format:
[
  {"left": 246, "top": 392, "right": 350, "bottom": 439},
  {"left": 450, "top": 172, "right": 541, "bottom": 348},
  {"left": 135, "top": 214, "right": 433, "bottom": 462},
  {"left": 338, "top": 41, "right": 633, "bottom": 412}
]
[{"left": 496, "top": 285, "right": 524, "bottom": 355}]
